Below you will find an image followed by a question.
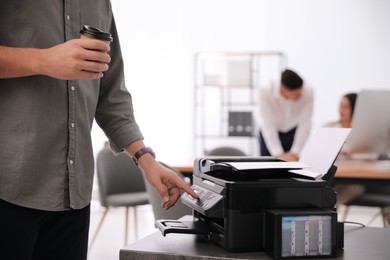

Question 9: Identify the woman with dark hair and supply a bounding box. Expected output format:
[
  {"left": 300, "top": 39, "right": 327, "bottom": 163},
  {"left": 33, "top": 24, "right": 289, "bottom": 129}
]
[
  {"left": 324, "top": 93, "right": 357, "bottom": 128},
  {"left": 324, "top": 92, "right": 365, "bottom": 206}
]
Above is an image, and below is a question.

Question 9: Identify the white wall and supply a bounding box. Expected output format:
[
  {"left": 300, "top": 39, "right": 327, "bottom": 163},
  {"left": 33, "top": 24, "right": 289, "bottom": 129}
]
[{"left": 92, "top": 0, "right": 390, "bottom": 165}]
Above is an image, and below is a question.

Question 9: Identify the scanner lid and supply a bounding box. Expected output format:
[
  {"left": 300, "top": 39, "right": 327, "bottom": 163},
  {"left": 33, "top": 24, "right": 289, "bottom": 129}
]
[
  {"left": 194, "top": 127, "right": 350, "bottom": 185},
  {"left": 194, "top": 157, "right": 328, "bottom": 186}
]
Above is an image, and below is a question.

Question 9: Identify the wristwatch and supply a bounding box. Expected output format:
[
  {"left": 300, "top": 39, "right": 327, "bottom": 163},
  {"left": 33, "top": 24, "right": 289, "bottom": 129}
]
[{"left": 132, "top": 147, "right": 156, "bottom": 166}]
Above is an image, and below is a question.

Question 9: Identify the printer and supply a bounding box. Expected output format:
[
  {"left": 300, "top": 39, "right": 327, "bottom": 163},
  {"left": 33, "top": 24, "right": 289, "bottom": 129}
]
[{"left": 155, "top": 156, "right": 344, "bottom": 259}]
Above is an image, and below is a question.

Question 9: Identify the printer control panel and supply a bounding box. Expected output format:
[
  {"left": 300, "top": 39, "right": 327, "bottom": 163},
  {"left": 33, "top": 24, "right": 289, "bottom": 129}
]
[{"left": 181, "top": 184, "right": 223, "bottom": 216}]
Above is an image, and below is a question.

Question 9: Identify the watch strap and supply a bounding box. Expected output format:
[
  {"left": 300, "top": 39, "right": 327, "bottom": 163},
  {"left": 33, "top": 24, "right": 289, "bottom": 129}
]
[{"left": 132, "top": 147, "right": 156, "bottom": 166}]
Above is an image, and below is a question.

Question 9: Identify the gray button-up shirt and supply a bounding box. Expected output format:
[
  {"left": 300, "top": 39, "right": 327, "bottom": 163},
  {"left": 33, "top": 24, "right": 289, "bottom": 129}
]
[{"left": 0, "top": 0, "right": 143, "bottom": 211}]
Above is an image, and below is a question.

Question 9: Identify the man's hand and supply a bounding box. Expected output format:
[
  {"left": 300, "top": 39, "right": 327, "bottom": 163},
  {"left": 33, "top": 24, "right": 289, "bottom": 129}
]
[
  {"left": 0, "top": 39, "right": 110, "bottom": 80},
  {"left": 41, "top": 39, "right": 111, "bottom": 80},
  {"left": 142, "top": 162, "right": 198, "bottom": 210},
  {"left": 125, "top": 141, "right": 198, "bottom": 209},
  {"left": 277, "top": 152, "right": 299, "bottom": 162}
]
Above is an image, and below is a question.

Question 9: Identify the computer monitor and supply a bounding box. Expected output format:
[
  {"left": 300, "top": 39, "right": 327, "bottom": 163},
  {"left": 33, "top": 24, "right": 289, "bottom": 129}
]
[{"left": 344, "top": 89, "right": 390, "bottom": 159}]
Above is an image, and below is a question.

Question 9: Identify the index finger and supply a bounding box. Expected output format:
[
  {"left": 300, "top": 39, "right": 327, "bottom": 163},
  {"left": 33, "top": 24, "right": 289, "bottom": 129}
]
[{"left": 175, "top": 177, "right": 199, "bottom": 199}]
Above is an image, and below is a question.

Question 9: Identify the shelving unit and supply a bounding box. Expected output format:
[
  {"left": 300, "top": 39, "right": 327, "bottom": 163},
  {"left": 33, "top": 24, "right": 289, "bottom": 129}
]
[{"left": 193, "top": 52, "right": 287, "bottom": 156}]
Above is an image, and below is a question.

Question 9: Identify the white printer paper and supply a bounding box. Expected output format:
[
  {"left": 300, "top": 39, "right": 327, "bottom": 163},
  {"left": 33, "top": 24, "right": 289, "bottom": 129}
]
[
  {"left": 214, "top": 128, "right": 351, "bottom": 180},
  {"left": 226, "top": 161, "right": 310, "bottom": 171},
  {"left": 289, "top": 127, "right": 351, "bottom": 179}
]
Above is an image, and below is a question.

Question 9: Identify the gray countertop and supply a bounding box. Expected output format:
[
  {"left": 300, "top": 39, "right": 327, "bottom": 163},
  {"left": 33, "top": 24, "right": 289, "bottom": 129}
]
[{"left": 120, "top": 221, "right": 390, "bottom": 260}]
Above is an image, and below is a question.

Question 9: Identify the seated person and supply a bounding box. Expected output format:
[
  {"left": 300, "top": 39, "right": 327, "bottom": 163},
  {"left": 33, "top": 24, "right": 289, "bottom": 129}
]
[
  {"left": 323, "top": 92, "right": 357, "bottom": 129},
  {"left": 324, "top": 92, "right": 365, "bottom": 206}
]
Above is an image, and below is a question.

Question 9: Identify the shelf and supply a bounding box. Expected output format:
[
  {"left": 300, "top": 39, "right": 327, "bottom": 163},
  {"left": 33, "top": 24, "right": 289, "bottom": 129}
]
[{"left": 193, "top": 52, "right": 287, "bottom": 157}]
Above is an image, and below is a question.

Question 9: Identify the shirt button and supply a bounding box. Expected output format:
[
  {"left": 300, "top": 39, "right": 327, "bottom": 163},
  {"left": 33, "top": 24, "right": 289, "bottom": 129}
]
[
  {"left": 69, "top": 160, "right": 74, "bottom": 165},
  {"left": 71, "top": 123, "right": 75, "bottom": 128},
  {"left": 71, "top": 86, "right": 75, "bottom": 91},
  {"left": 66, "top": 14, "right": 70, "bottom": 20}
]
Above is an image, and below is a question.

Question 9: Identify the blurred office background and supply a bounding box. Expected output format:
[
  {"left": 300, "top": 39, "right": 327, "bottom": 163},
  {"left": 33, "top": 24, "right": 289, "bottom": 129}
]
[
  {"left": 92, "top": 0, "right": 390, "bottom": 165},
  {"left": 88, "top": 1, "right": 390, "bottom": 258}
]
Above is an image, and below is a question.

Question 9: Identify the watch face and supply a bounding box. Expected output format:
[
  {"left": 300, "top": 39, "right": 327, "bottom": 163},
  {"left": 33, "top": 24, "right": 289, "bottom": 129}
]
[{"left": 281, "top": 215, "right": 332, "bottom": 257}]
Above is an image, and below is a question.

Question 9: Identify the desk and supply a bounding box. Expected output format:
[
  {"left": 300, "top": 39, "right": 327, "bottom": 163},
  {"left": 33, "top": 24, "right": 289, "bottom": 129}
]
[
  {"left": 335, "top": 160, "right": 390, "bottom": 180},
  {"left": 120, "top": 222, "right": 390, "bottom": 260},
  {"left": 334, "top": 160, "right": 390, "bottom": 187},
  {"left": 176, "top": 166, "right": 193, "bottom": 175},
  {"left": 334, "top": 160, "right": 390, "bottom": 226}
]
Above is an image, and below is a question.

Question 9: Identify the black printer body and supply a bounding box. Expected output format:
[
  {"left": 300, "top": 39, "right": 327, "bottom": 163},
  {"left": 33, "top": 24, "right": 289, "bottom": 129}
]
[{"left": 156, "top": 157, "right": 343, "bottom": 259}]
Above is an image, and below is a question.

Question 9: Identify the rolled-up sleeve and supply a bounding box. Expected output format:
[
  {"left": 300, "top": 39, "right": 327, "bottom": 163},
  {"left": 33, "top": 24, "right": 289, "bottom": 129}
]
[{"left": 94, "top": 14, "right": 143, "bottom": 153}]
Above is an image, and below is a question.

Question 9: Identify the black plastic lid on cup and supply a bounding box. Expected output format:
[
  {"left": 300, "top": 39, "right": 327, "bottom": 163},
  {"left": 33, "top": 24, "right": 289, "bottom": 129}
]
[{"left": 80, "top": 25, "right": 113, "bottom": 42}]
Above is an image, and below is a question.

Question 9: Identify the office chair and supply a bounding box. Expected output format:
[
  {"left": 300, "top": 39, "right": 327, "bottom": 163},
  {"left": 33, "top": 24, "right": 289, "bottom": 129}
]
[
  {"left": 206, "top": 146, "right": 246, "bottom": 156},
  {"left": 89, "top": 143, "right": 149, "bottom": 249},
  {"left": 142, "top": 162, "right": 192, "bottom": 220},
  {"left": 342, "top": 186, "right": 390, "bottom": 227}
]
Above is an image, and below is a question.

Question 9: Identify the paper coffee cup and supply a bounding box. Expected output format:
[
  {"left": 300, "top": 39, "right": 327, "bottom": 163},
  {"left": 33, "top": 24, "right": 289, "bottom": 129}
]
[{"left": 80, "top": 25, "right": 113, "bottom": 44}]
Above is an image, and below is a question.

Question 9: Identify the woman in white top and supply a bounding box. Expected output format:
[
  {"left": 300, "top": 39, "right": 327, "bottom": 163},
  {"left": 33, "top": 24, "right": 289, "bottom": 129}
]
[
  {"left": 324, "top": 92, "right": 365, "bottom": 206},
  {"left": 323, "top": 93, "right": 357, "bottom": 129}
]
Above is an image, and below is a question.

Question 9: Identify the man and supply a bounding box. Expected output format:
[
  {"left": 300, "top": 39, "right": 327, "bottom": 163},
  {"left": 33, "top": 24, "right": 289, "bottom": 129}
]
[
  {"left": 258, "top": 69, "right": 313, "bottom": 161},
  {"left": 0, "top": 1, "right": 198, "bottom": 259}
]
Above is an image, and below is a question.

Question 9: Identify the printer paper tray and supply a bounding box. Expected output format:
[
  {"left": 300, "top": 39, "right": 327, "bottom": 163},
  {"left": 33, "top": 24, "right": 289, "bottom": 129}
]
[{"left": 155, "top": 220, "right": 212, "bottom": 236}]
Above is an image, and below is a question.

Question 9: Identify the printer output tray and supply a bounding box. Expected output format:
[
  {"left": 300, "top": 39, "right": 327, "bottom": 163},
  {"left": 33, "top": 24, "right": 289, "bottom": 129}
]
[{"left": 155, "top": 219, "right": 212, "bottom": 236}]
